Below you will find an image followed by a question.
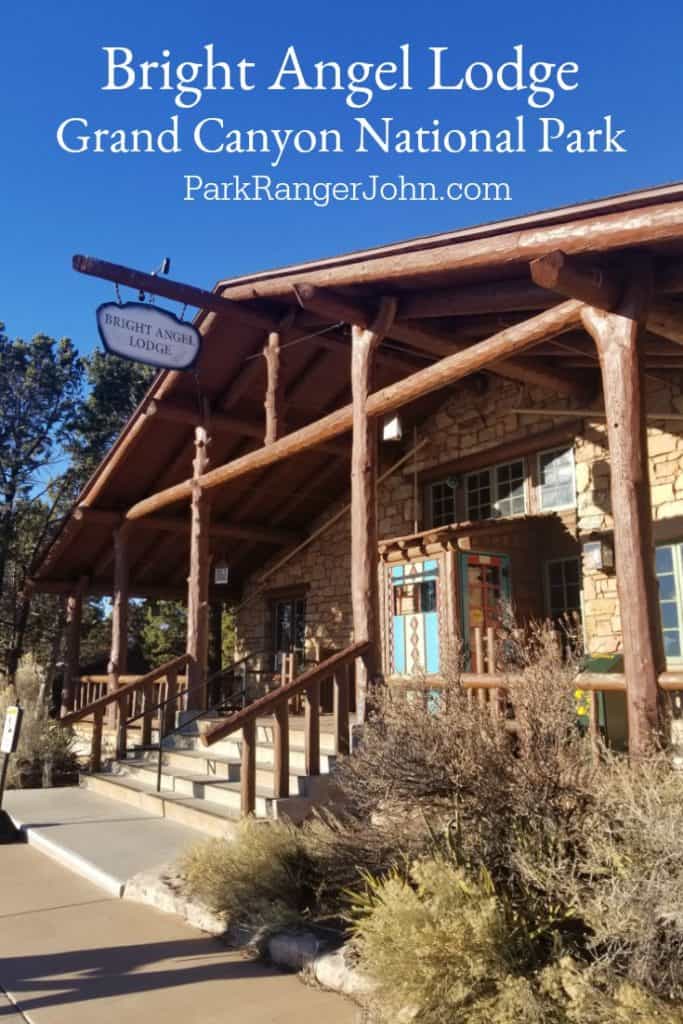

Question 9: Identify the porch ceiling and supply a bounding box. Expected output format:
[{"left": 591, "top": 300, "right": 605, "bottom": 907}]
[{"left": 31, "top": 182, "right": 683, "bottom": 598}]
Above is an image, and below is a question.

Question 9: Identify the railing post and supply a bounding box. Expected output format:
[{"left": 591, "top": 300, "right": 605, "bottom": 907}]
[
  {"left": 164, "top": 668, "right": 178, "bottom": 734},
  {"left": 473, "top": 626, "right": 486, "bottom": 706},
  {"left": 305, "top": 678, "right": 321, "bottom": 776},
  {"left": 241, "top": 717, "right": 256, "bottom": 815},
  {"left": 91, "top": 706, "right": 103, "bottom": 773},
  {"left": 486, "top": 626, "right": 499, "bottom": 719},
  {"left": 61, "top": 578, "right": 86, "bottom": 716},
  {"left": 116, "top": 692, "right": 128, "bottom": 760},
  {"left": 141, "top": 680, "right": 154, "bottom": 747},
  {"left": 334, "top": 665, "right": 350, "bottom": 756},
  {"left": 273, "top": 700, "right": 290, "bottom": 799}
]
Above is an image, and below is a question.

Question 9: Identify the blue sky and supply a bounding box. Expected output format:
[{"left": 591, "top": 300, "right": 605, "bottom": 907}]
[{"left": 1, "top": 0, "right": 681, "bottom": 355}]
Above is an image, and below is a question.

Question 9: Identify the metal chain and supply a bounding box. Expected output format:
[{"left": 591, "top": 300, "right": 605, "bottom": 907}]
[{"left": 115, "top": 282, "right": 122, "bottom": 305}]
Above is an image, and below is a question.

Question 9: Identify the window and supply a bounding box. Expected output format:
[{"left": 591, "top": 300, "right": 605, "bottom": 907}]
[
  {"left": 466, "top": 459, "right": 525, "bottom": 521},
  {"left": 656, "top": 544, "right": 683, "bottom": 661},
  {"left": 273, "top": 597, "right": 306, "bottom": 670},
  {"left": 538, "top": 447, "right": 576, "bottom": 511},
  {"left": 428, "top": 479, "right": 456, "bottom": 528},
  {"left": 546, "top": 558, "right": 582, "bottom": 620}
]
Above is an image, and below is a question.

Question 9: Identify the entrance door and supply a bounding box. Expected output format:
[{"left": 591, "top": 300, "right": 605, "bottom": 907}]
[
  {"left": 460, "top": 553, "right": 511, "bottom": 669},
  {"left": 273, "top": 596, "right": 306, "bottom": 672},
  {"left": 390, "top": 560, "right": 440, "bottom": 676}
]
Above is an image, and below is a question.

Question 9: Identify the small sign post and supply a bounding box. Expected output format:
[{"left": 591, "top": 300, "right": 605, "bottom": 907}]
[
  {"left": 0, "top": 704, "right": 23, "bottom": 812},
  {"left": 96, "top": 301, "right": 201, "bottom": 370}
]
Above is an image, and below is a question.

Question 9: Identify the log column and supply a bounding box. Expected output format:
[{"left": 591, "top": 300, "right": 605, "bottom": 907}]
[
  {"left": 107, "top": 526, "right": 129, "bottom": 725},
  {"left": 186, "top": 425, "right": 211, "bottom": 711},
  {"left": 61, "top": 576, "right": 87, "bottom": 716},
  {"left": 351, "top": 298, "right": 397, "bottom": 722},
  {"left": 581, "top": 267, "right": 666, "bottom": 756},
  {"left": 263, "top": 329, "right": 283, "bottom": 445}
]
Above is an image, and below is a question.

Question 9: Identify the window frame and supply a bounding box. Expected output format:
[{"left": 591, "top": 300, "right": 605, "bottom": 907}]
[
  {"left": 426, "top": 478, "right": 457, "bottom": 529},
  {"left": 545, "top": 556, "right": 583, "bottom": 620},
  {"left": 465, "top": 457, "right": 527, "bottom": 522},
  {"left": 537, "top": 446, "right": 577, "bottom": 512},
  {"left": 656, "top": 542, "right": 683, "bottom": 666}
]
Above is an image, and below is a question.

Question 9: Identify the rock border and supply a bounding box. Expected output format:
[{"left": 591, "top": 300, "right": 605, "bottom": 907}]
[{"left": 123, "top": 865, "right": 373, "bottom": 1001}]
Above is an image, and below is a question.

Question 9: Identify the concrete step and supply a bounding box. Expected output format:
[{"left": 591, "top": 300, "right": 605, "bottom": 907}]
[
  {"left": 119, "top": 758, "right": 311, "bottom": 800},
  {"left": 132, "top": 743, "right": 337, "bottom": 777},
  {"left": 84, "top": 773, "right": 243, "bottom": 837},
  {"left": 91, "top": 765, "right": 322, "bottom": 825}
]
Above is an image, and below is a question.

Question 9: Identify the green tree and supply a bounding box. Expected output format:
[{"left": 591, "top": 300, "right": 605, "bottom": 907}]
[
  {"left": 140, "top": 601, "right": 187, "bottom": 665},
  {"left": 0, "top": 325, "right": 84, "bottom": 681},
  {"left": 67, "top": 349, "right": 155, "bottom": 482}
]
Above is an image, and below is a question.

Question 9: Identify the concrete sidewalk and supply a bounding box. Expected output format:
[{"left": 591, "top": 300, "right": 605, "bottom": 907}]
[
  {"left": 3, "top": 787, "right": 208, "bottom": 896},
  {"left": 0, "top": 844, "right": 356, "bottom": 1024}
]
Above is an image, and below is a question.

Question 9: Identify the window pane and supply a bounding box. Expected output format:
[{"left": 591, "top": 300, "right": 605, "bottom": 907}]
[
  {"left": 661, "top": 602, "right": 680, "bottom": 630},
  {"left": 656, "top": 546, "right": 674, "bottom": 574},
  {"left": 665, "top": 632, "right": 682, "bottom": 658},
  {"left": 659, "top": 574, "right": 676, "bottom": 601},
  {"left": 539, "top": 448, "right": 575, "bottom": 509}
]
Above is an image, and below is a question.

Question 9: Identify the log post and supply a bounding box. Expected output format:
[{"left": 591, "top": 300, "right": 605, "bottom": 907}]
[
  {"left": 581, "top": 265, "right": 666, "bottom": 756},
  {"left": 61, "top": 576, "right": 86, "bottom": 716},
  {"left": 163, "top": 667, "right": 178, "bottom": 735},
  {"left": 263, "top": 329, "right": 283, "bottom": 445},
  {"left": 107, "top": 526, "right": 129, "bottom": 726},
  {"left": 334, "top": 665, "right": 350, "bottom": 756},
  {"left": 241, "top": 717, "right": 256, "bottom": 815},
  {"left": 186, "top": 425, "right": 211, "bottom": 711},
  {"left": 91, "top": 706, "right": 104, "bottom": 773},
  {"left": 351, "top": 297, "right": 397, "bottom": 721},
  {"left": 273, "top": 700, "right": 290, "bottom": 798},
  {"left": 304, "top": 679, "right": 321, "bottom": 776}
]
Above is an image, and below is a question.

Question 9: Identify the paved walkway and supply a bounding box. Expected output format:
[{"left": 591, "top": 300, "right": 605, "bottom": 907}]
[{"left": 0, "top": 844, "right": 356, "bottom": 1024}]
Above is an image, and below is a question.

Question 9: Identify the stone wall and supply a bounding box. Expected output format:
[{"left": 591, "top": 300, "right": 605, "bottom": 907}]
[{"left": 235, "top": 371, "right": 683, "bottom": 669}]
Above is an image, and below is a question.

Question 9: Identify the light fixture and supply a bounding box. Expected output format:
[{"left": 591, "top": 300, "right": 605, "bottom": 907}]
[
  {"left": 214, "top": 558, "right": 230, "bottom": 585},
  {"left": 582, "top": 534, "right": 615, "bottom": 573},
  {"left": 382, "top": 413, "right": 403, "bottom": 442}
]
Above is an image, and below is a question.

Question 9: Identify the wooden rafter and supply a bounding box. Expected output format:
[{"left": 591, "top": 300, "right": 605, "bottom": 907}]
[
  {"left": 293, "top": 283, "right": 587, "bottom": 398},
  {"left": 126, "top": 299, "right": 584, "bottom": 521}
]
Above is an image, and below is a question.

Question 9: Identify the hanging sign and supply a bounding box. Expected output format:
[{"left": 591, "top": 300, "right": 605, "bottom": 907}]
[{"left": 96, "top": 301, "right": 201, "bottom": 370}]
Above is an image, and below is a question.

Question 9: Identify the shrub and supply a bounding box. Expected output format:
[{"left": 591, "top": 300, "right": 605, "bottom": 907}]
[
  {"left": 349, "top": 857, "right": 517, "bottom": 1023},
  {"left": 179, "top": 817, "right": 318, "bottom": 933},
  {"left": 0, "top": 665, "right": 78, "bottom": 786},
  {"left": 350, "top": 858, "right": 683, "bottom": 1024}
]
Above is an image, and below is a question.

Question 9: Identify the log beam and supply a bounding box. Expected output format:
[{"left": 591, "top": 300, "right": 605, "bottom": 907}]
[
  {"left": 186, "top": 426, "right": 211, "bottom": 711},
  {"left": 222, "top": 197, "right": 683, "bottom": 302},
  {"left": 147, "top": 399, "right": 349, "bottom": 458},
  {"left": 351, "top": 297, "right": 397, "bottom": 719},
  {"left": 530, "top": 252, "right": 683, "bottom": 349},
  {"left": 294, "top": 283, "right": 585, "bottom": 398},
  {"left": 126, "top": 299, "right": 584, "bottom": 521},
  {"left": 530, "top": 250, "right": 623, "bottom": 311},
  {"left": 581, "top": 266, "right": 666, "bottom": 756}
]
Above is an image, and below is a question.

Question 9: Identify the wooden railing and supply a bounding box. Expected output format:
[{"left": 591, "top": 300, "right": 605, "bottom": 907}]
[
  {"left": 73, "top": 672, "right": 188, "bottom": 716},
  {"left": 400, "top": 625, "right": 683, "bottom": 748},
  {"left": 200, "top": 640, "right": 368, "bottom": 815},
  {"left": 61, "top": 654, "right": 191, "bottom": 770}
]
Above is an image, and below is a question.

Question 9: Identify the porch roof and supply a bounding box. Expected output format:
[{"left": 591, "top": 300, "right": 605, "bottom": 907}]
[{"left": 31, "top": 182, "right": 683, "bottom": 599}]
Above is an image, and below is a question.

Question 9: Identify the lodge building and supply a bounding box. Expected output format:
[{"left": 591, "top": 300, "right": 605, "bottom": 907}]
[{"left": 29, "top": 183, "right": 683, "bottom": 822}]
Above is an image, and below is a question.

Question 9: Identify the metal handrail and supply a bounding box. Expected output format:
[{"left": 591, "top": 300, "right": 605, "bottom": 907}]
[{"left": 201, "top": 640, "right": 368, "bottom": 748}]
